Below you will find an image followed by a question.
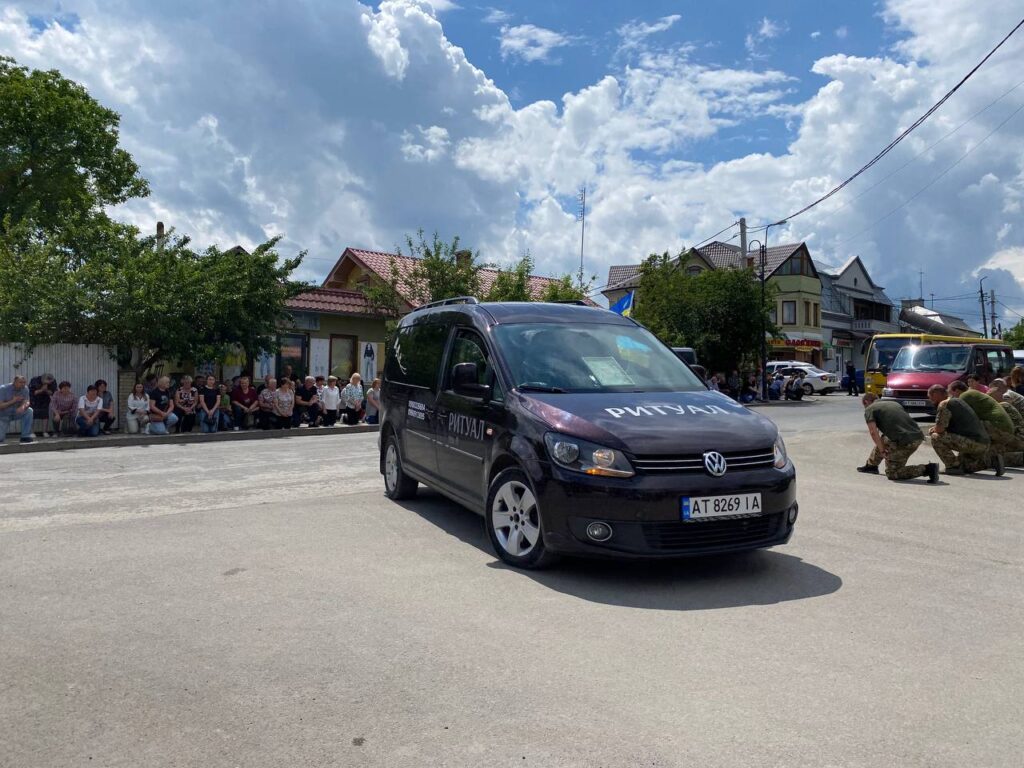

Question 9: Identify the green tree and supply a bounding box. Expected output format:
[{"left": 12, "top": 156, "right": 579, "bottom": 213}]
[
  {"left": 403, "top": 230, "right": 484, "bottom": 305},
  {"left": 540, "top": 273, "right": 594, "bottom": 302},
  {"left": 486, "top": 252, "right": 535, "bottom": 302},
  {"left": 1003, "top": 319, "right": 1024, "bottom": 350},
  {"left": 632, "top": 251, "right": 778, "bottom": 373},
  {"left": 0, "top": 56, "right": 148, "bottom": 236}
]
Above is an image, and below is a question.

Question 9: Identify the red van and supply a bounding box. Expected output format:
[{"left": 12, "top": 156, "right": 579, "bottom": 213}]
[{"left": 881, "top": 342, "right": 1015, "bottom": 412}]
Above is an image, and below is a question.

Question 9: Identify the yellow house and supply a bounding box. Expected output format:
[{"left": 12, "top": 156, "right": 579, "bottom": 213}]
[{"left": 602, "top": 240, "right": 825, "bottom": 366}]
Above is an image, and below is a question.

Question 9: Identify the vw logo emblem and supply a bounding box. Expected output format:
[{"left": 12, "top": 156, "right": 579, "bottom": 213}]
[{"left": 703, "top": 451, "right": 728, "bottom": 477}]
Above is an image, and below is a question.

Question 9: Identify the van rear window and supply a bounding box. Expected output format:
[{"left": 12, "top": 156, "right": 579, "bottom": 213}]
[{"left": 386, "top": 323, "right": 448, "bottom": 388}]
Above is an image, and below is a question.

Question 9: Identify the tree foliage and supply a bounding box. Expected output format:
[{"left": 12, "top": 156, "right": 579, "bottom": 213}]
[
  {"left": 632, "top": 251, "right": 779, "bottom": 373},
  {"left": 486, "top": 252, "right": 535, "bottom": 302},
  {"left": 0, "top": 56, "right": 148, "bottom": 236},
  {"left": 402, "top": 229, "right": 484, "bottom": 305},
  {"left": 0, "top": 56, "right": 310, "bottom": 376},
  {"left": 1002, "top": 319, "right": 1024, "bottom": 351},
  {"left": 540, "top": 274, "right": 594, "bottom": 303}
]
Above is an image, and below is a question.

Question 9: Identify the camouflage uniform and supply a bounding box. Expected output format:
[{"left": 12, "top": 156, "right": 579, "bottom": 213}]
[
  {"left": 866, "top": 438, "right": 929, "bottom": 480},
  {"left": 930, "top": 398, "right": 989, "bottom": 472},
  {"left": 995, "top": 403, "right": 1024, "bottom": 466}
]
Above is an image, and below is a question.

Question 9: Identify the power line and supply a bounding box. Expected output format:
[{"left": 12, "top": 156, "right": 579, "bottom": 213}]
[
  {"left": 811, "top": 76, "right": 1024, "bottom": 228},
  {"left": 838, "top": 99, "right": 1024, "bottom": 246},
  {"left": 769, "top": 15, "right": 1024, "bottom": 227}
]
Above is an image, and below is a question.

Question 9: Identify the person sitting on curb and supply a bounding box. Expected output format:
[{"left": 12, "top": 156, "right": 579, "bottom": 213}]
[
  {"left": 294, "top": 376, "right": 320, "bottom": 427},
  {"left": 341, "top": 373, "right": 365, "bottom": 425},
  {"left": 926, "top": 384, "right": 990, "bottom": 475},
  {"left": 857, "top": 393, "right": 938, "bottom": 483},
  {"left": 948, "top": 380, "right": 1012, "bottom": 475},
  {"left": 198, "top": 374, "right": 220, "bottom": 434},
  {"left": 274, "top": 378, "right": 295, "bottom": 429},
  {"left": 49, "top": 381, "right": 77, "bottom": 436},
  {"left": 0, "top": 374, "right": 36, "bottom": 444},
  {"left": 95, "top": 379, "right": 116, "bottom": 434},
  {"left": 230, "top": 376, "right": 260, "bottom": 430},
  {"left": 125, "top": 382, "right": 151, "bottom": 434},
  {"left": 148, "top": 376, "right": 179, "bottom": 435},
  {"left": 258, "top": 378, "right": 277, "bottom": 430},
  {"left": 76, "top": 385, "right": 103, "bottom": 437}
]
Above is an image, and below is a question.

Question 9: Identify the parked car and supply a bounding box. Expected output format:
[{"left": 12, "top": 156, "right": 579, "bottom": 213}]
[{"left": 765, "top": 362, "right": 838, "bottom": 395}]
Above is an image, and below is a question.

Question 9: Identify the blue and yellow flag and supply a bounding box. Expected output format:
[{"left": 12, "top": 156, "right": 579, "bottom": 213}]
[{"left": 609, "top": 290, "right": 634, "bottom": 317}]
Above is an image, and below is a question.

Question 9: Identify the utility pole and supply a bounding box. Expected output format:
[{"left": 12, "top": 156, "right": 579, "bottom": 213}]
[
  {"left": 577, "top": 186, "right": 586, "bottom": 291},
  {"left": 930, "top": 292, "right": 934, "bottom": 308},
  {"left": 990, "top": 289, "right": 998, "bottom": 339},
  {"left": 739, "top": 217, "right": 747, "bottom": 257},
  {"left": 918, "top": 270, "right": 924, "bottom": 302},
  {"left": 979, "top": 278, "right": 989, "bottom": 338}
]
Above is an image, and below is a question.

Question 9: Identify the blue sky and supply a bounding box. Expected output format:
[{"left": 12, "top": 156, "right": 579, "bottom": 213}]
[{"left": 2, "top": 0, "right": 1023, "bottom": 328}]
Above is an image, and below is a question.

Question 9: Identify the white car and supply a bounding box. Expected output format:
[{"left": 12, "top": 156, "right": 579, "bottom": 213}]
[{"left": 765, "top": 362, "right": 838, "bottom": 395}]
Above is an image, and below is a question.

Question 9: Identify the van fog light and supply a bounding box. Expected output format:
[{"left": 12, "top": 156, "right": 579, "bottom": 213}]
[
  {"left": 788, "top": 506, "right": 799, "bottom": 524},
  {"left": 586, "top": 522, "right": 613, "bottom": 542}
]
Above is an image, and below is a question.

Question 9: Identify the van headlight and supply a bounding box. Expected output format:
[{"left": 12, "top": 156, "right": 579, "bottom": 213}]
[
  {"left": 773, "top": 435, "right": 788, "bottom": 469},
  {"left": 882, "top": 388, "right": 894, "bottom": 397},
  {"left": 544, "top": 433, "right": 635, "bottom": 478}
]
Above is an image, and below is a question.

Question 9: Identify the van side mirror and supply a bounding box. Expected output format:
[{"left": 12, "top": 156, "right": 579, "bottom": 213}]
[
  {"left": 452, "top": 362, "right": 492, "bottom": 401},
  {"left": 879, "top": 365, "right": 889, "bottom": 375}
]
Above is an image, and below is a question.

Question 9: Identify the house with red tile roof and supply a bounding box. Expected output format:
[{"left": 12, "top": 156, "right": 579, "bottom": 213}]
[{"left": 279, "top": 246, "right": 594, "bottom": 382}]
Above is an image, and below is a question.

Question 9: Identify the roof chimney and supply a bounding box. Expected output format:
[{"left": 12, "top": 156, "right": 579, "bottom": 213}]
[
  {"left": 156, "top": 221, "right": 165, "bottom": 238},
  {"left": 455, "top": 249, "right": 472, "bottom": 268}
]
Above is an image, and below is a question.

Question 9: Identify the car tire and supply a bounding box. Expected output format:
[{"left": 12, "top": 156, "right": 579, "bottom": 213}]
[
  {"left": 383, "top": 432, "right": 418, "bottom": 500},
  {"left": 802, "top": 383, "right": 815, "bottom": 396},
  {"left": 485, "top": 467, "right": 557, "bottom": 570}
]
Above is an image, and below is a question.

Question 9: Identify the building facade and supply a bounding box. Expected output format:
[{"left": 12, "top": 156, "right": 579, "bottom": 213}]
[
  {"left": 819, "top": 256, "right": 898, "bottom": 373},
  {"left": 603, "top": 241, "right": 826, "bottom": 366}
]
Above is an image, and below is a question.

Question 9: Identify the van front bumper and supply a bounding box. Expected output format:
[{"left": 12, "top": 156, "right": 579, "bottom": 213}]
[{"left": 526, "top": 461, "right": 797, "bottom": 558}]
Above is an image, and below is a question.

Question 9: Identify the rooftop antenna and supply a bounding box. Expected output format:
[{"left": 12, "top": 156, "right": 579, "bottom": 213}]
[{"left": 576, "top": 186, "right": 586, "bottom": 290}]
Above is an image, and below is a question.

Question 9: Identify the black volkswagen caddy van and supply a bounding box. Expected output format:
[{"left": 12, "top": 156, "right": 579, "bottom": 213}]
[{"left": 379, "top": 298, "right": 797, "bottom": 569}]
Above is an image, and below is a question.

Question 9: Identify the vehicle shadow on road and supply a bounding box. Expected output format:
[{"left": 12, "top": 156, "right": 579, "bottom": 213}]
[{"left": 398, "top": 490, "right": 842, "bottom": 611}]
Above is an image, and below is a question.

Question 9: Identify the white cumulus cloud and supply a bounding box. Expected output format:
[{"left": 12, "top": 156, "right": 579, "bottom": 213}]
[{"left": 499, "top": 23, "right": 570, "bottom": 63}]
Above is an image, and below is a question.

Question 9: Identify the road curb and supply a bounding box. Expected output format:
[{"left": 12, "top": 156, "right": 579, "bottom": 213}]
[{"left": 0, "top": 424, "right": 379, "bottom": 455}]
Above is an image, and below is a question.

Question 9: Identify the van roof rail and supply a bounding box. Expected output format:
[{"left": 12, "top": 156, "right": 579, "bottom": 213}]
[
  {"left": 412, "top": 296, "right": 480, "bottom": 312},
  {"left": 550, "top": 300, "right": 587, "bottom": 305}
]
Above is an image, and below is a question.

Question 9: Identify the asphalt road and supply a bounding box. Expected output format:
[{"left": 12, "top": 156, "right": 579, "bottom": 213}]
[{"left": 1, "top": 396, "right": 1021, "bottom": 767}]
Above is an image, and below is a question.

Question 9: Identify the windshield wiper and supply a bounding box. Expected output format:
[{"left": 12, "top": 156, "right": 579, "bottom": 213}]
[{"left": 518, "top": 383, "right": 567, "bottom": 393}]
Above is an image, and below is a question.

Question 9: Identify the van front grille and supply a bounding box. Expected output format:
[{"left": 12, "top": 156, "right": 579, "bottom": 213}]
[{"left": 632, "top": 448, "right": 775, "bottom": 474}]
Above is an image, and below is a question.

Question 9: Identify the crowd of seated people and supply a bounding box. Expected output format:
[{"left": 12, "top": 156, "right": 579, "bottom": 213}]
[{"left": 0, "top": 369, "right": 381, "bottom": 442}]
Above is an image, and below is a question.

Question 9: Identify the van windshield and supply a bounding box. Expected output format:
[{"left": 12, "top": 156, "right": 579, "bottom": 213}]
[
  {"left": 493, "top": 323, "right": 706, "bottom": 393},
  {"left": 891, "top": 345, "right": 970, "bottom": 373}
]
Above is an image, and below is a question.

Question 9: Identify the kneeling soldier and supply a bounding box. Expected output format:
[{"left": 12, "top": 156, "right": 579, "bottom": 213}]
[
  {"left": 927, "top": 384, "right": 990, "bottom": 474},
  {"left": 987, "top": 379, "right": 1024, "bottom": 466},
  {"left": 948, "top": 380, "right": 1011, "bottom": 475},
  {"left": 858, "top": 393, "right": 939, "bottom": 483}
]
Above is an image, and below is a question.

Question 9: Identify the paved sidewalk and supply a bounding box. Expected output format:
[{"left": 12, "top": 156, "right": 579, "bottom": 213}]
[{"left": 0, "top": 423, "right": 379, "bottom": 455}]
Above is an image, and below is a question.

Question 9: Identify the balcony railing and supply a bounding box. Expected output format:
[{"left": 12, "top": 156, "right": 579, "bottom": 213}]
[{"left": 852, "top": 318, "right": 899, "bottom": 333}]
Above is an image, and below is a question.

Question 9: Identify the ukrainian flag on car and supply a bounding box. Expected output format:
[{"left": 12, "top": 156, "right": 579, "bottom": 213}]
[{"left": 609, "top": 291, "right": 634, "bottom": 317}]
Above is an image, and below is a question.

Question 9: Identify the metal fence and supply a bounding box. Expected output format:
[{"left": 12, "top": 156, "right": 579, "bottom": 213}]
[{"left": 1, "top": 344, "right": 119, "bottom": 435}]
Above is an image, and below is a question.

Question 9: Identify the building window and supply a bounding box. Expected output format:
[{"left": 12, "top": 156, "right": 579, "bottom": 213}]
[
  {"left": 804, "top": 301, "right": 812, "bottom": 325},
  {"left": 769, "top": 307, "right": 777, "bottom": 324},
  {"left": 782, "top": 301, "right": 796, "bottom": 325},
  {"left": 814, "top": 303, "right": 820, "bottom": 327},
  {"left": 685, "top": 265, "right": 703, "bottom": 276}
]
